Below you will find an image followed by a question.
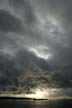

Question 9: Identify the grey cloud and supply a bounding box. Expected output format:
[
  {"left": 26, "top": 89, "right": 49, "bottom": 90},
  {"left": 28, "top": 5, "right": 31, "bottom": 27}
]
[
  {"left": 30, "top": 0, "right": 72, "bottom": 32},
  {"left": 8, "top": 0, "right": 36, "bottom": 25},
  {"left": 29, "top": 0, "right": 72, "bottom": 66},
  {"left": 0, "top": 0, "right": 72, "bottom": 95},
  {"left": 0, "top": 49, "right": 71, "bottom": 93},
  {"left": 0, "top": 10, "right": 23, "bottom": 33}
]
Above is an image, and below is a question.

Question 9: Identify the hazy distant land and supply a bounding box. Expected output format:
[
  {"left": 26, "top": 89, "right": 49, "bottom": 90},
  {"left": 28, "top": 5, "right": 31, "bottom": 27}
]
[{"left": 0, "top": 88, "right": 72, "bottom": 100}]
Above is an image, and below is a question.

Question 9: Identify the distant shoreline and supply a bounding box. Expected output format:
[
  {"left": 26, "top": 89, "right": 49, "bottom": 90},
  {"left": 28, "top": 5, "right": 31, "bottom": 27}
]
[{"left": 0, "top": 95, "right": 72, "bottom": 101}]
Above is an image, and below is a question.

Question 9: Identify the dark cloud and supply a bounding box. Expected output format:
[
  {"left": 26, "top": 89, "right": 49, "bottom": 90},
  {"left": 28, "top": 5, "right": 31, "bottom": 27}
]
[
  {"left": 9, "top": 0, "right": 36, "bottom": 25},
  {"left": 0, "top": 0, "right": 72, "bottom": 96},
  {"left": 0, "top": 10, "right": 23, "bottom": 33},
  {"left": 0, "top": 49, "right": 72, "bottom": 94}
]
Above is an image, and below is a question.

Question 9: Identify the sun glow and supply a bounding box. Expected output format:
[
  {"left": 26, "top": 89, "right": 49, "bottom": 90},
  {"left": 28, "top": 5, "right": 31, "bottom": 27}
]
[
  {"left": 34, "top": 89, "right": 48, "bottom": 99},
  {"left": 29, "top": 46, "right": 52, "bottom": 60},
  {"left": 25, "top": 88, "right": 48, "bottom": 99}
]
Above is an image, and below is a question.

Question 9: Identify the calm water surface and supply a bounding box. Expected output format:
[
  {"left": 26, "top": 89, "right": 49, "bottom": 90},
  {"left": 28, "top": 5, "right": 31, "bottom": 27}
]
[{"left": 0, "top": 99, "right": 72, "bottom": 108}]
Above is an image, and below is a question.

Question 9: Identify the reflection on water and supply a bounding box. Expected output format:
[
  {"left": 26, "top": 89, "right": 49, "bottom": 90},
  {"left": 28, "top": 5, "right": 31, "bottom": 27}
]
[{"left": 0, "top": 99, "right": 72, "bottom": 108}]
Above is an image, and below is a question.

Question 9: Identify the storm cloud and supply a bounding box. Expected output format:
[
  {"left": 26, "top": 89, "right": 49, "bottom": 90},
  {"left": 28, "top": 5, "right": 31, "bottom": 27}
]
[{"left": 0, "top": 0, "right": 72, "bottom": 95}]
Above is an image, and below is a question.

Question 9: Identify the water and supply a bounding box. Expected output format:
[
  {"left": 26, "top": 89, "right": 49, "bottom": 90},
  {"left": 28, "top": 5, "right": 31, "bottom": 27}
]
[{"left": 0, "top": 99, "right": 72, "bottom": 108}]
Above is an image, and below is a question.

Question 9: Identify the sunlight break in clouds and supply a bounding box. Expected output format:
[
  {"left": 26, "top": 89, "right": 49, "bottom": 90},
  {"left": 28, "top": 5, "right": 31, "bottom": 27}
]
[{"left": 28, "top": 45, "right": 53, "bottom": 60}]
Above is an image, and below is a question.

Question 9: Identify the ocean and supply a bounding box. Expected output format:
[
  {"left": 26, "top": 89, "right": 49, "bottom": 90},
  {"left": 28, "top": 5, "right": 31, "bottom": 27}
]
[{"left": 0, "top": 99, "right": 72, "bottom": 108}]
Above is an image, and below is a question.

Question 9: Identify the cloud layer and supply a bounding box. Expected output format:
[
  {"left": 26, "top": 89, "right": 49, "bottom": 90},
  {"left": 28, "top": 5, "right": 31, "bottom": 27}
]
[{"left": 0, "top": 0, "right": 72, "bottom": 94}]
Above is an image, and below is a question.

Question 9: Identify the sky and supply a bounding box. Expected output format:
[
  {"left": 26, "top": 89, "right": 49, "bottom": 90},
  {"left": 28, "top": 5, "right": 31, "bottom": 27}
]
[{"left": 0, "top": 0, "right": 72, "bottom": 95}]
